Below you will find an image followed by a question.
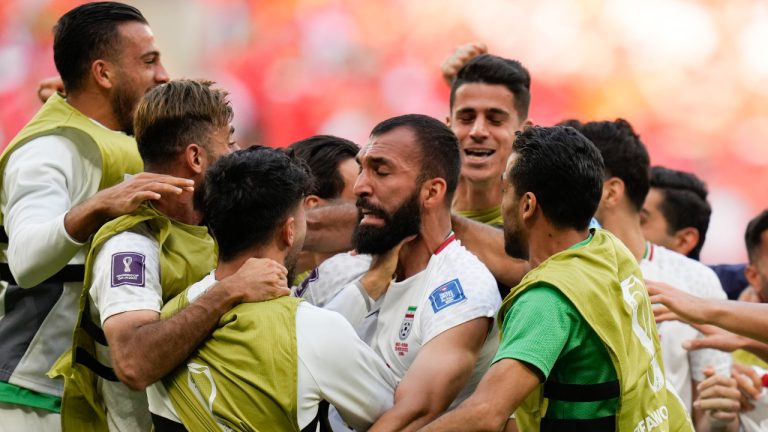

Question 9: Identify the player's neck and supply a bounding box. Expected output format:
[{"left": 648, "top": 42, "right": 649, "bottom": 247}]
[
  {"left": 396, "top": 211, "right": 452, "bottom": 280},
  {"left": 600, "top": 211, "right": 646, "bottom": 262},
  {"left": 152, "top": 192, "right": 201, "bottom": 226},
  {"left": 529, "top": 225, "right": 591, "bottom": 268},
  {"left": 452, "top": 176, "right": 502, "bottom": 212},
  {"left": 66, "top": 88, "right": 122, "bottom": 133},
  {"left": 216, "top": 245, "right": 286, "bottom": 281}
]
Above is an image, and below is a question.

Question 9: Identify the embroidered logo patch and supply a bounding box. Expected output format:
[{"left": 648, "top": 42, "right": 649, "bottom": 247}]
[
  {"left": 429, "top": 279, "right": 466, "bottom": 313},
  {"left": 295, "top": 268, "right": 319, "bottom": 298},
  {"left": 111, "top": 252, "right": 145, "bottom": 287},
  {"left": 399, "top": 306, "right": 417, "bottom": 340}
]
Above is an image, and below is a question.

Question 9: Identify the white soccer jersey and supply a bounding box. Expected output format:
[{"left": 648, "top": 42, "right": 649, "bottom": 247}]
[
  {"left": 89, "top": 223, "right": 163, "bottom": 432},
  {"left": 298, "top": 235, "right": 501, "bottom": 408},
  {"left": 640, "top": 242, "right": 731, "bottom": 411}
]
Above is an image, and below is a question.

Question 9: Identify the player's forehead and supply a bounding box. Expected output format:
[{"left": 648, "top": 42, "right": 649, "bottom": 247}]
[
  {"left": 358, "top": 127, "right": 420, "bottom": 168},
  {"left": 452, "top": 82, "right": 518, "bottom": 115}
]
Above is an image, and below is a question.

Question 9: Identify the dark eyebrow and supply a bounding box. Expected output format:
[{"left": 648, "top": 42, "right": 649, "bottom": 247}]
[
  {"left": 140, "top": 50, "right": 160, "bottom": 60},
  {"left": 486, "top": 108, "right": 511, "bottom": 116},
  {"left": 455, "top": 107, "right": 477, "bottom": 115}
]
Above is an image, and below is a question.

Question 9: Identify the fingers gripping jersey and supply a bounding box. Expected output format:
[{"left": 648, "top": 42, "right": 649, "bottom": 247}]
[{"left": 297, "top": 239, "right": 501, "bottom": 407}]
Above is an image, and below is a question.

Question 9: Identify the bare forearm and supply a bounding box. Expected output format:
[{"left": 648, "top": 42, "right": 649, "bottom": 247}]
[
  {"left": 112, "top": 286, "right": 239, "bottom": 390},
  {"left": 419, "top": 401, "right": 506, "bottom": 432},
  {"left": 708, "top": 301, "right": 768, "bottom": 344},
  {"left": 64, "top": 195, "right": 110, "bottom": 243},
  {"left": 451, "top": 214, "right": 528, "bottom": 287},
  {"left": 303, "top": 203, "right": 356, "bottom": 253},
  {"left": 371, "top": 403, "right": 439, "bottom": 432}
]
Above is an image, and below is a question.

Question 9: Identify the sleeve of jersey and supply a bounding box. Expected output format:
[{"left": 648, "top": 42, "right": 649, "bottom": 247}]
[
  {"left": 2, "top": 136, "right": 94, "bottom": 287},
  {"left": 89, "top": 229, "right": 163, "bottom": 325},
  {"left": 300, "top": 305, "right": 397, "bottom": 431},
  {"left": 492, "top": 286, "right": 578, "bottom": 380},
  {"left": 419, "top": 268, "right": 501, "bottom": 344}
]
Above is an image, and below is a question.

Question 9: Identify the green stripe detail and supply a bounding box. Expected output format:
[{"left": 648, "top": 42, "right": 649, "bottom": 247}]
[{"left": 0, "top": 381, "right": 61, "bottom": 413}]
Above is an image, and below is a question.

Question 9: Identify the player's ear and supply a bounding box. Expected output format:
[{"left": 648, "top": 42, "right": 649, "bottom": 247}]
[
  {"left": 601, "top": 177, "right": 624, "bottom": 208},
  {"left": 185, "top": 143, "right": 205, "bottom": 174},
  {"left": 304, "top": 195, "right": 321, "bottom": 209},
  {"left": 281, "top": 216, "right": 296, "bottom": 249},
  {"left": 422, "top": 178, "right": 447, "bottom": 209},
  {"left": 521, "top": 192, "right": 537, "bottom": 221}
]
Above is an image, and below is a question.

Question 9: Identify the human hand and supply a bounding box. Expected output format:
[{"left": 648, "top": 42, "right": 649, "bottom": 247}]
[
  {"left": 360, "top": 235, "right": 416, "bottom": 300},
  {"left": 441, "top": 42, "right": 487, "bottom": 85},
  {"left": 683, "top": 324, "right": 747, "bottom": 353},
  {"left": 731, "top": 363, "right": 763, "bottom": 412},
  {"left": 738, "top": 286, "right": 762, "bottom": 303},
  {"left": 37, "top": 76, "right": 65, "bottom": 103},
  {"left": 646, "top": 279, "right": 709, "bottom": 325},
  {"left": 694, "top": 368, "right": 741, "bottom": 426},
  {"left": 221, "top": 257, "right": 290, "bottom": 303},
  {"left": 95, "top": 172, "right": 195, "bottom": 219}
]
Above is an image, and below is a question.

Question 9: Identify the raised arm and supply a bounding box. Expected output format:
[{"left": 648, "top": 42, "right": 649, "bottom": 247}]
[
  {"left": 303, "top": 202, "right": 357, "bottom": 253},
  {"left": 369, "top": 317, "right": 491, "bottom": 432},
  {"left": 3, "top": 137, "right": 192, "bottom": 287},
  {"left": 648, "top": 280, "right": 768, "bottom": 344},
  {"left": 104, "top": 258, "right": 289, "bottom": 390}
]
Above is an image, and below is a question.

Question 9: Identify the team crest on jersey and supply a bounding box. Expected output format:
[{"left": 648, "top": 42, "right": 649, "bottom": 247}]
[
  {"left": 429, "top": 279, "right": 466, "bottom": 313},
  {"left": 111, "top": 252, "right": 145, "bottom": 287},
  {"left": 399, "top": 306, "right": 417, "bottom": 340}
]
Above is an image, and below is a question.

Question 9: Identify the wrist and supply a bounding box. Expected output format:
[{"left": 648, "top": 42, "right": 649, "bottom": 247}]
[{"left": 206, "top": 280, "right": 242, "bottom": 313}]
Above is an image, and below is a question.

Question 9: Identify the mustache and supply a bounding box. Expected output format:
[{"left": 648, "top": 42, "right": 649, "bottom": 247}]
[{"left": 356, "top": 197, "right": 388, "bottom": 219}]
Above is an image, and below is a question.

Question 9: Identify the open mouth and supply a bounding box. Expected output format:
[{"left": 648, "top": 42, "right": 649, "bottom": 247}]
[{"left": 464, "top": 148, "right": 496, "bottom": 161}]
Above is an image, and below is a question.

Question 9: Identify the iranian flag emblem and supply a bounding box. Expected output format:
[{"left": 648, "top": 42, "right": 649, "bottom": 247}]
[{"left": 399, "top": 306, "right": 417, "bottom": 340}]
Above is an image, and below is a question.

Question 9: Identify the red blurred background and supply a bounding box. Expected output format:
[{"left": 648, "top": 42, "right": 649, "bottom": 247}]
[{"left": 1, "top": 0, "right": 765, "bottom": 263}]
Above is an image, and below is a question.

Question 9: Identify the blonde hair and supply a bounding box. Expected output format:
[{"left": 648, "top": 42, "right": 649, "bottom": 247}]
[{"left": 134, "top": 79, "right": 233, "bottom": 168}]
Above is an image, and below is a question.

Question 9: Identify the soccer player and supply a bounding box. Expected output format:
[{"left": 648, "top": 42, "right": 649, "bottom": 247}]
[
  {"left": 0, "top": 3, "right": 192, "bottom": 429},
  {"left": 299, "top": 114, "right": 501, "bottom": 431},
  {"left": 285, "top": 135, "right": 359, "bottom": 285},
  {"left": 421, "top": 126, "right": 692, "bottom": 432},
  {"left": 150, "top": 146, "right": 399, "bottom": 431},
  {"left": 566, "top": 119, "right": 734, "bottom": 431},
  {"left": 640, "top": 166, "right": 711, "bottom": 260},
  {"left": 50, "top": 80, "right": 289, "bottom": 431},
  {"left": 447, "top": 54, "right": 532, "bottom": 227}
]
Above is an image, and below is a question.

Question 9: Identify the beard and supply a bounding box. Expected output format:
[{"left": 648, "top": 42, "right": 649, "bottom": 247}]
[
  {"left": 503, "top": 220, "right": 529, "bottom": 260},
  {"left": 353, "top": 190, "right": 421, "bottom": 256},
  {"left": 111, "top": 82, "right": 142, "bottom": 136}
]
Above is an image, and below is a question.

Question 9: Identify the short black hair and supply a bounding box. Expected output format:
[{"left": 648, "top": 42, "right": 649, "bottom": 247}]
[
  {"left": 650, "top": 166, "right": 711, "bottom": 259},
  {"left": 450, "top": 54, "right": 531, "bottom": 120},
  {"left": 200, "top": 146, "right": 312, "bottom": 261},
  {"left": 561, "top": 118, "right": 649, "bottom": 211},
  {"left": 285, "top": 135, "right": 359, "bottom": 200},
  {"left": 370, "top": 114, "right": 460, "bottom": 204},
  {"left": 745, "top": 210, "right": 768, "bottom": 264},
  {"left": 510, "top": 126, "right": 604, "bottom": 230},
  {"left": 53, "top": 2, "right": 148, "bottom": 92}
]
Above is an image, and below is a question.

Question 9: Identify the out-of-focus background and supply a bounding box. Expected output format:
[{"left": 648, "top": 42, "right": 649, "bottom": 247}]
[{"left": 0, "top": 0, "right": 765, "bottom": 263}]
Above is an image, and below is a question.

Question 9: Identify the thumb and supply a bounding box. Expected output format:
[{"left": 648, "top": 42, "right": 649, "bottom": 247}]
[{"left": 683, "top": 338, "right": 705, "bottom": 351}]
